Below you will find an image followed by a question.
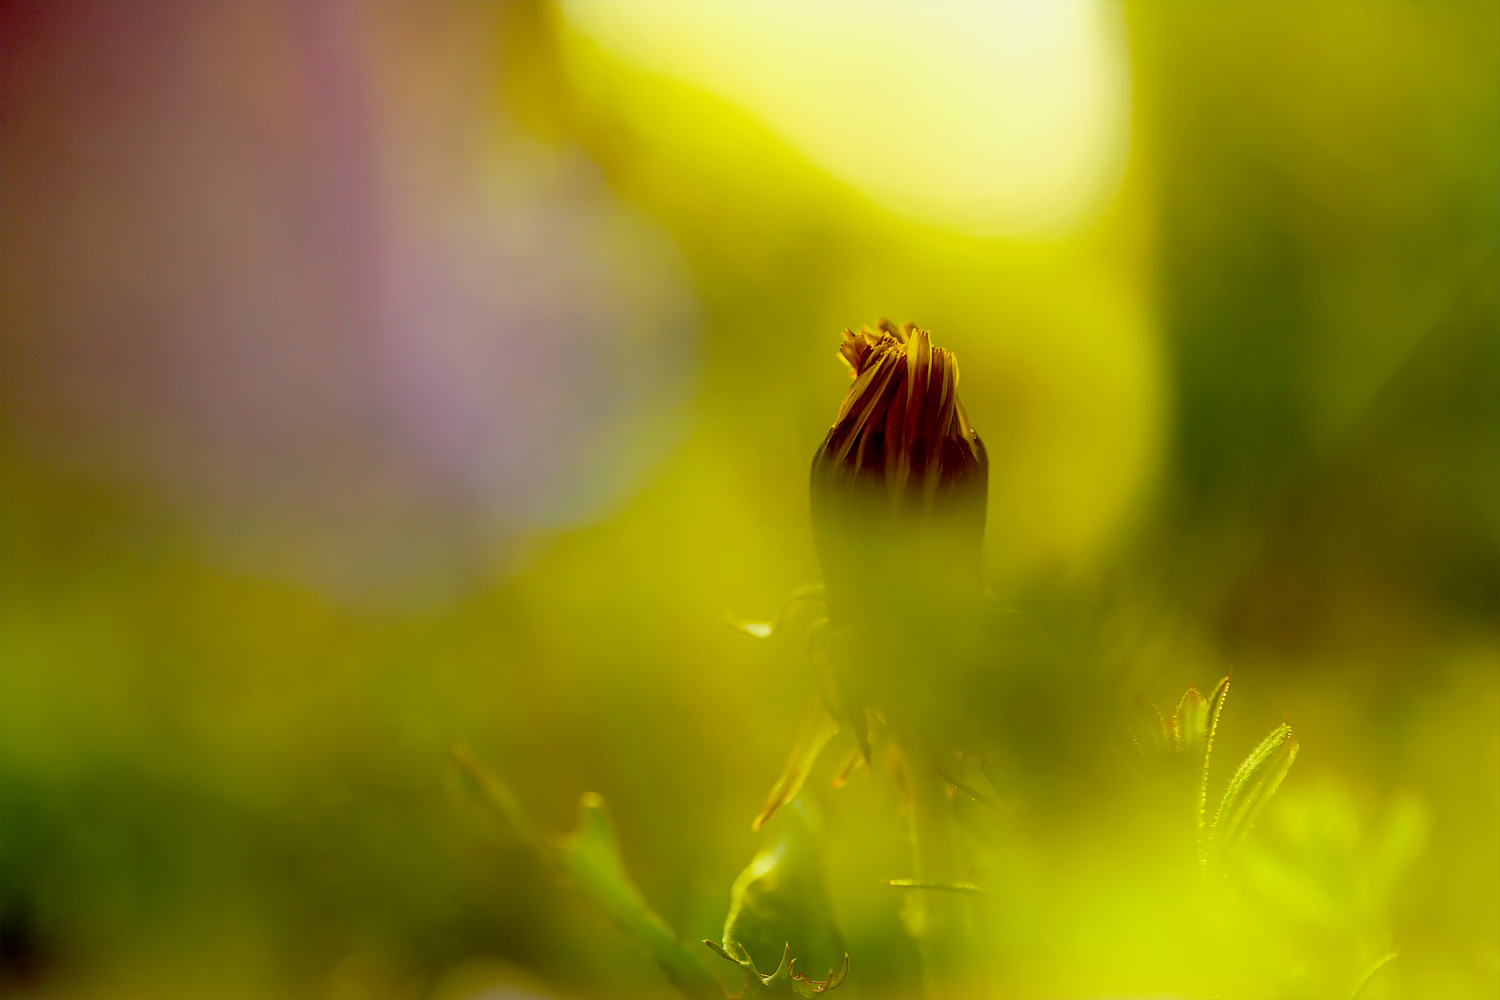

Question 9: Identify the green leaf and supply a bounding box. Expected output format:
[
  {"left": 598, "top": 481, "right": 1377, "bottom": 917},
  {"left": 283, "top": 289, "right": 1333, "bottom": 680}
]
[
  {"left": 709, "top": 803, "right": 848, "bottom": 997},
  {"left": 728, "top": 618, "right": 776, "bottom": 638},
  {"left": 727, "top": 804, "right": 845, "bottom": 979},
  {"left": 452, "top": 746, "right": 722, "bottom": 999},
  {"left": 1175, "top": 685, "right": 1210, "bottom": 755},
  {"left": 1198, "top": 674, "right": 1231, "bottom": 837},
  {"left": 754, "top": 695, "right": 840, "bottom": 831},
  {"left": 557, "top": 794, "right": 724, "bottom": 999},
  {"left": 450, "top": 743, "right": 549, "bottom": 857},
  {"left": 1133, "top": 695, "right": 1170, "bottom": 755},
  {"left": 726, "top": 584, "right": 827, "bottom": 639},
  {"left": 829, "top": 744, "right": 866, "bottom": 789},
  {"left": 1208, "top": 722, "right": 1299, "bottom": 864},
  {"left": 704, "top": 941, "right": 849, "bottom": 998},
  {"left": 882, "top": 879, "right": 987, "bottom": 896},
  {"left": 1350, "top": 950, "right": 1398, "bottom": 999},
  {"left": 936, "top": 765, "right": 1000, "bottom": 814}
]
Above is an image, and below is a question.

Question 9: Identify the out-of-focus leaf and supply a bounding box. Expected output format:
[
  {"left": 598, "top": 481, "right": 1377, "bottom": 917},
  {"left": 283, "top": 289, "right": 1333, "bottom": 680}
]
[
  {"left": 1349, "top": 949, "right": 1398, "bottom": 999},
  {"left": 1133, "top": 694, "right": 1170, "bottom": 755},
  {"left": 450, "top": 744, "right": 550, "bottom": 856},
  {"left": 728, "top": 619, "right": 776, "bottom": 638},
  {"left": 1372, "top": 792, "right": 1431, "bottom": 894},
  {"left": 726, "top": 585, "right": 827, "bottom": 640},
  {"left": 557, "top": 794, "right": 724, "bottom": 999},
  {"left": 882, "top": 879, "right": 987, "bottom": 896},
  {"left": 708, "top": 803, "right": 847, "bottom": 997},
  {"left": 754, "top": 695, "right": 840, "bottom": 831},
  {"left": 1175, "top": 685, "right": 1209, "bottom": 754},
  {"left": 808, "top": 624, "right": 868, "bottom": 771},
  {"left": 1208, "top": 722, "right": 1299, "bottom": 864},
  {"left": 452, "top": 748, "right": 722, "bottom": 999},
  {"left": 936, "top": 766, "right": 1000, "bottom": 814},
  {"left": 829, "top": 744, "right": 865, "bottom": 789}
]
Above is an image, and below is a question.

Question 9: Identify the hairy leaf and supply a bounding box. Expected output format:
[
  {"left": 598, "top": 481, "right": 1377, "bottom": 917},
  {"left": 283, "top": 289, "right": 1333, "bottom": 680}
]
[
  {"left": 1198, "top": 674, "right": 1231, "bottom": 836},
  {"left": 1133, "top": 694, "right": 1170, "bottom": 755},
  {"left": 1208, "top": 722, "right": 1299, "bottom": 864},
  {"left": 1175, "top": 685, "right": 1210, "bottom": 754}
]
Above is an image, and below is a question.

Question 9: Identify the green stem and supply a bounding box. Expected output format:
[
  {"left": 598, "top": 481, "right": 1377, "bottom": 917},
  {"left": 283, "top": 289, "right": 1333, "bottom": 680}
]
[{"left": 906, "top": 745, "right": 983, "bottom": 999}]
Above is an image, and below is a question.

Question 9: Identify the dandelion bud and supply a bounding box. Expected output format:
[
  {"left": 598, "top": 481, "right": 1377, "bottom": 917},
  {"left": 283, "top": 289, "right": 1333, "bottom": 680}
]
[{"left": 810, "top": 320, "right": 988, "bottom": 628}]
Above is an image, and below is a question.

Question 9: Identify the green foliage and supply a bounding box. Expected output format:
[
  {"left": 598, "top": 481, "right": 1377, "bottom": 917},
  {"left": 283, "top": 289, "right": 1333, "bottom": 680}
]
[
  {"left": 1207, "top": 722, "right": 1300, "bottom": 867},
  {"left": 726, "top": 585, "right": 826, "bottom": 641},
  {"left": 882, "top": 879, "right": 986, "bottom": 896},
  {"left": 753, "top": 696, "right": 840, "bottom": 832},
  {"left": 1199, "top": 675, "right": 1231, "bottom": 837},
  {"left": 703, "top": 941, "right": 848, "bottom": 999},
  {"left": 453, "top": 746, "right": 723, "bottom": 999},
  {"left": 705, "top": 803, "right": 848, "bottom": 997},
  {"left": 1135, "top": 675, "right": 1299, "bottom": 868},
  {"left": 556, "top": 795, "right": 723, "bottom": 999},
  {"left": 1351, "top": 950, "right": 1400, "bottom": 999},
  {"left": 454, "top": 744, "right": 851, "bottom": 999},
  {"left": 3, "top": 1, "right": 1494, "bottom": 995}
]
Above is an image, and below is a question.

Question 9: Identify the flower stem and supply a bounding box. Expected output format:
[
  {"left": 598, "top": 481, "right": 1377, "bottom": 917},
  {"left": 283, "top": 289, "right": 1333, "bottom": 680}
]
[{"left": 906, "top": 743, "right": 983, "bottom": 999}]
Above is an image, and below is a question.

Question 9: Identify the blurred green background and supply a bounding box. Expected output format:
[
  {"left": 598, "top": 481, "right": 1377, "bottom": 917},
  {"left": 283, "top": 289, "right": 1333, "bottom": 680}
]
[{"left": 1, "top": 2, "right": 1495, "bottom": 997}]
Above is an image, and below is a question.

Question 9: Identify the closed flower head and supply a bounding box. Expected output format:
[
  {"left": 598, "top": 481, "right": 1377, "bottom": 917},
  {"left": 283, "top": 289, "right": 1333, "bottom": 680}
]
[{"left": 811, "top": 320, "right": 988, "bottom": 626}]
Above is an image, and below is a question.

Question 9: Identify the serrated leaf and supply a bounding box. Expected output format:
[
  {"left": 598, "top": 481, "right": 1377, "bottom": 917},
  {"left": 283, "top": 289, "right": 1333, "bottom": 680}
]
[
  {"left": 710, "top": 804, "right": 847, "bottom": 997},
  {"left": 705, "top": 941, "right": 848, "bottom": 998},
  {"left": 790, "top": 953, "right": 849, "bottom": 996},
  {"left": 754, "top": 695, "right": 840, "bottom": 831},
  {"left": 1208, "top": 722, "right": 1299, "bottom": 864},
  {"left": 726, "top": 804, "right": 844, "bottom": 978}
]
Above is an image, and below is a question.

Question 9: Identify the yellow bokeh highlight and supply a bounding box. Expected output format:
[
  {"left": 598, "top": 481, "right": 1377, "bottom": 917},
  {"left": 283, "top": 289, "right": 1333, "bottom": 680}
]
[{"left": 560, "top": 0, "right": 1131, "bottom": 237}]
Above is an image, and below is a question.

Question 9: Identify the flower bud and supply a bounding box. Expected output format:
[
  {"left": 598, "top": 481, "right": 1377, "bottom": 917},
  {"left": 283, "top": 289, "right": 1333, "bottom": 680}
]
[{"left": 810, "top": 320, "right": 988, "bottom": 629}]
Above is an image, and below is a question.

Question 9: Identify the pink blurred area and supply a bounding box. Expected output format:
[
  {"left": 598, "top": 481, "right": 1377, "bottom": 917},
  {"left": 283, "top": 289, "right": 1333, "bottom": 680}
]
[{"left": 0, "top": 1, "right": 698, "bottom": 601}]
